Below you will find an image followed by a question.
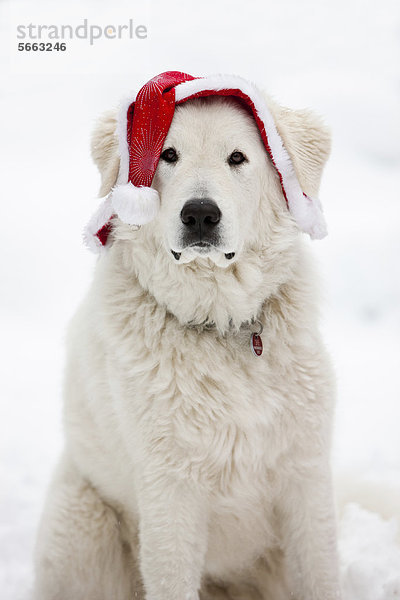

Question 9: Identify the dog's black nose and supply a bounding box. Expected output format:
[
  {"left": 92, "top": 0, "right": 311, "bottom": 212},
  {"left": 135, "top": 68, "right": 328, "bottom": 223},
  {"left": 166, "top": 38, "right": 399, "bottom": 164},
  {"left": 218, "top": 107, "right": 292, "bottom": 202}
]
[{"left": 180, "top": 199, "right": 221, "bottom": 236}]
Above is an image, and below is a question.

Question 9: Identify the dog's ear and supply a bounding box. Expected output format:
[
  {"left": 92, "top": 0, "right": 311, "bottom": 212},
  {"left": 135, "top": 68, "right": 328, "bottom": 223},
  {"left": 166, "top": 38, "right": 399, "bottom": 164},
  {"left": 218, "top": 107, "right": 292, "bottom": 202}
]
[
  {"left": 91, "top": 110, "right": 120, "bottom": 197},
  {"left": 268, "top": 101, "right": 331, "bottom": 197}
]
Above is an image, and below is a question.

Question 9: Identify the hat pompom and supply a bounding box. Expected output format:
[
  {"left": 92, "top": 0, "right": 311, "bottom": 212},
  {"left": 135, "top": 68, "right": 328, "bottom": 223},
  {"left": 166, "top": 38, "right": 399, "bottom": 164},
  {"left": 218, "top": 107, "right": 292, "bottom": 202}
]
[
  {"left": 111, "top": 183, "right": 160, "bottom": 226},
  {"left": 289, "top": 194, "right": 328, "bottom": 240}
]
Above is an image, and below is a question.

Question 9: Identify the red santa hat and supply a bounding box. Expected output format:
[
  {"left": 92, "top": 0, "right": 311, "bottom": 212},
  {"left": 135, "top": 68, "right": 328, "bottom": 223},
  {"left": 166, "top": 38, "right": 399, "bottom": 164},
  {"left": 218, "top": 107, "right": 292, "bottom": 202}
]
[{"left": 84, "top": 71, "right": 327, "bottom": 252}]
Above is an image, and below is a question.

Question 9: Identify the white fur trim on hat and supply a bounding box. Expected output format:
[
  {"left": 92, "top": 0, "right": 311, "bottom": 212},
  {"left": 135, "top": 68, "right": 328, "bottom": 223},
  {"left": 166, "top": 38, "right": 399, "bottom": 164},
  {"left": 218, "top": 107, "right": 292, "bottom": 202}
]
[
  {"left": 83, "top": 195, "right": 114, "bottom": 253},
  {"left": 111, "top": 183, "right": 160, "bottom": 226}
]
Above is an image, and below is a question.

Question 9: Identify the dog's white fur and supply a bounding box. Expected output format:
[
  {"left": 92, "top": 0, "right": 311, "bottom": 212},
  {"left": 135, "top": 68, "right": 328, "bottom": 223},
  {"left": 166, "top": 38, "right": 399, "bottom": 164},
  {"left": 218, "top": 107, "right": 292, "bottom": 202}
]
[{"left": 34, "top": 95, "right": 341, "bottom": 599}]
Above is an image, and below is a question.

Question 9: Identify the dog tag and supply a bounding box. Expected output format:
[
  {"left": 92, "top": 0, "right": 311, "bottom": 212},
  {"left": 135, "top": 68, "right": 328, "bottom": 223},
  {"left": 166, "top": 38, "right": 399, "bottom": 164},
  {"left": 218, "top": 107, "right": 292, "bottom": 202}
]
[{"left": 250, "top": 332, "right": 263, "bottom": 357}]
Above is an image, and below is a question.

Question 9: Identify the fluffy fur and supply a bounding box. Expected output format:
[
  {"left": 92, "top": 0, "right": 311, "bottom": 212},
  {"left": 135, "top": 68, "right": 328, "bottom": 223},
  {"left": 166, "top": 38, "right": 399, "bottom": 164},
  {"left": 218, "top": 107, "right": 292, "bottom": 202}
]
[{"left": 34, "top": 94, "right": 341, "bottom": 600}]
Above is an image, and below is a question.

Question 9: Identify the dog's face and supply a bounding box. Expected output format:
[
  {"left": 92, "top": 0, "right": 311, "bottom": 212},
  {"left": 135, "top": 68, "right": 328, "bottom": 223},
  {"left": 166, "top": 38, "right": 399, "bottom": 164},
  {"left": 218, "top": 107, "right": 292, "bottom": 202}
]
[
  {"left": 152, "top": 98, "right": 268, "bottom": 267},
  {"left": 91, "top": 95, "right": 330, "bottom": 330}
]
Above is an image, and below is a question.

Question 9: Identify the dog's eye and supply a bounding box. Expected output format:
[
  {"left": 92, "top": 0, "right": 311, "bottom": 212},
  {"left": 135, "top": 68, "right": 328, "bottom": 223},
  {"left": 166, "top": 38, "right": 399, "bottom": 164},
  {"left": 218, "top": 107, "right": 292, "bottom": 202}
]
[
  {"left": 161, "top": 147, "right": 178, "bottom": 163},
  {"left": 228, "top": 151, "right": 247, "bottom": 166}
]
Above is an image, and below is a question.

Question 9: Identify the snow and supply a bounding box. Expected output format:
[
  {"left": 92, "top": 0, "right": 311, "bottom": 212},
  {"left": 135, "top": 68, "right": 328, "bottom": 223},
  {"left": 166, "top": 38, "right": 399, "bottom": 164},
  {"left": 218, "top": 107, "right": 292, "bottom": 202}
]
[
  {"left": 340, "top": 505, "right": 400, "bottom": 600},
  {"left": 0, "top": 0, "right": 399, "bottom": 598}
]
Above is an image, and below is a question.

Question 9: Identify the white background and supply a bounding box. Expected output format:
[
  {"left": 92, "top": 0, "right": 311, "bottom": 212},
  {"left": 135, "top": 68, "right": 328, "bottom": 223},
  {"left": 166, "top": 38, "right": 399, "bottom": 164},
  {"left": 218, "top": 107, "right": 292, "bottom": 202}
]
[{"left": 0, "top": 0, "right": 399, "bottom": 598}]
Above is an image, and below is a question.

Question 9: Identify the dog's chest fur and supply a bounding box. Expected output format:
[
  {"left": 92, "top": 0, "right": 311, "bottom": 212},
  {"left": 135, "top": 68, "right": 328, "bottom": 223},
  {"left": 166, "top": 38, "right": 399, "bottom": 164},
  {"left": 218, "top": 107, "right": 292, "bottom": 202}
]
[{"left": 64, "top": 242, "right": 331, "bottom": 575}]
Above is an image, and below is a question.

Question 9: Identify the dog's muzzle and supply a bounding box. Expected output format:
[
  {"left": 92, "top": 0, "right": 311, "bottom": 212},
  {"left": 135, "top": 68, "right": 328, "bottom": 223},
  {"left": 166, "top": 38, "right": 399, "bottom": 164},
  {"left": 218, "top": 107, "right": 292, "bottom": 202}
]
[{"left": 171, "top": 198, "right": 235, "bottom": 262}]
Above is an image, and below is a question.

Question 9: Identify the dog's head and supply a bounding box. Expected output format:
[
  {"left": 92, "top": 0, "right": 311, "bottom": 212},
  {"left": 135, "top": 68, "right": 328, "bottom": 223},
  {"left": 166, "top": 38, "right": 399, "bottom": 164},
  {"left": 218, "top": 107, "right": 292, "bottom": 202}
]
[
  {"left": 154, "top": 97, "right": 276, "bottom": 267},
  {"left": 91, "top": 95, "right": 330, "bottom": 330}
]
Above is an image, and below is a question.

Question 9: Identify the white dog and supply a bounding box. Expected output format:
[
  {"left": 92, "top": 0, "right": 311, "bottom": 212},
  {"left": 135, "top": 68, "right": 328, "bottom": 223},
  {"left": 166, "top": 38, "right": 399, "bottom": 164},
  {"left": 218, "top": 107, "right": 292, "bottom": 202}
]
[{"left": 34, "top": 74, "right": 341, "bottom": 600}]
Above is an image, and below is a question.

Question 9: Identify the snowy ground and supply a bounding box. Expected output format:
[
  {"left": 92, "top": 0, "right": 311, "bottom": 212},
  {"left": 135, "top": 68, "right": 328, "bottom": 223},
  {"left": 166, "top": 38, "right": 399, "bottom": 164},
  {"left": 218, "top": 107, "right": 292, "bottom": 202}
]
[{"left": 0, "top": 0, "right": 399, "bottom": 598}]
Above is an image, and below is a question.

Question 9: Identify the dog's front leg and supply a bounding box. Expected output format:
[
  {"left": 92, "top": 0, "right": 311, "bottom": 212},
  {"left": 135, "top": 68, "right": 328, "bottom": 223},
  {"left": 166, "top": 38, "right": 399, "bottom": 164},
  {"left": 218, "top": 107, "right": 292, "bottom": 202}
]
[
  {"left": 136, "top": 470, "right": 208, "bottom": 600},
  {"left": 279, "top": 462, "right": 342, "bottom": 600}
]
